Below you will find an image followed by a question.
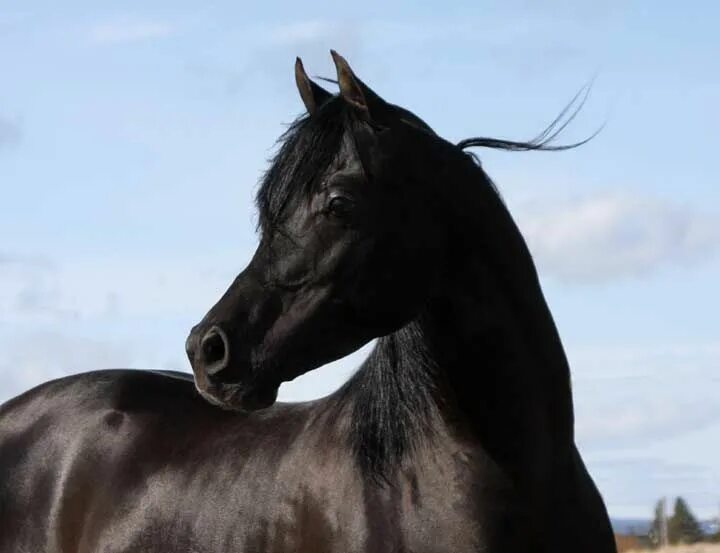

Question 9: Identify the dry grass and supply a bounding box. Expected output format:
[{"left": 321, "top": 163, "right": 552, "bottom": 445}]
[{"left": 626, "top": 545, "right": 720, "bottom": 553}]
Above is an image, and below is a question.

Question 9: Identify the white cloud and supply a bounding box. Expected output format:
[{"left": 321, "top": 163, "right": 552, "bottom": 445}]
[
  {"left": 0, "top": 11, "right": 32, "bottom": 32},
  {"left": 569, "top": 342, "right": 720, "bottom": 516},
  {"left": 576, "top": 393, "right": 720, "bottom": 448},
  {"left": 0, "top": 253, "right": 235, "bottom": 324},
  {"left": 256, "top": 17, "right": 586, "bottom": 60},
  {"left": 89, "top": 19, "right": 174, "bottom": 44},
  {"left": 588, "top": 456, "right": 719, "bottom": 518},
  {"left": 0, "top": 331, "right": 136, "bottom": 401},
  {"left": 267, "top": 21, "right": 345, "bottom": 46},
  {"left": 571, "top": 342, "right": 720, "bottom": 449},
  {"left": 516, "top": 193, "right": 720, "bottom": 283}
]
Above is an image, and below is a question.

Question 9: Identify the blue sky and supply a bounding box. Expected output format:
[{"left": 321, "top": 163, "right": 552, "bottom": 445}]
[{"left": 1, "top": 1, "right": 719, "bottom": 519}]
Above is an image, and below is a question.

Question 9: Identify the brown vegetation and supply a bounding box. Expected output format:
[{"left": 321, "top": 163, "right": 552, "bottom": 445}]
[
  {"left": 624, "top": 545, "right": 720, "bottom": 553},
  {"left": 615, "top": 534, "right": 644, "bottom": 552}
]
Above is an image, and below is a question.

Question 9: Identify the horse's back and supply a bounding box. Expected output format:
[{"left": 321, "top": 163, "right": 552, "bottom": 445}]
[
  {"left": 0, "top": 371, "right": 613, "bottom": 553},
  {"left": 0, "top": 370, "right": 226, "bottom": 552},
  {"left": 0, "top": 370, "right": 351, "bottom": 553}
]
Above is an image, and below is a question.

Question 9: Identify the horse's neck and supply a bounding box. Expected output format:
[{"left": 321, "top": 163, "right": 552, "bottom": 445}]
[
  {"left": 405, "top": 192, "right": 574, "bottom": 461},
  {"left": 345, "top": 163, "right": 575, "bottom": 478},
  {"left": 417, "top": 251, "right": 575, "bottom": 459},
  {"left": 348, "top": 254, "right": 575, "bottom": 479},
  {"left": 431, "top": 164, "right": 575, "bottom": 455}
]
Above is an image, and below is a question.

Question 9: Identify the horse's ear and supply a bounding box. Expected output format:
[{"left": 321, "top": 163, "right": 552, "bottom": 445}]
[
  {"left": 330, "top": 50, "right": 381, "bottom": 118},
  {"left": 295, "top": 57, "right": 332, "bottom": 115}
]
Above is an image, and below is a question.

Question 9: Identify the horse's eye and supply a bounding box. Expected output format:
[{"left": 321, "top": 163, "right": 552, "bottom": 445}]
[{"left": 326, "top": 195, "right": 354, "bottom": 219}]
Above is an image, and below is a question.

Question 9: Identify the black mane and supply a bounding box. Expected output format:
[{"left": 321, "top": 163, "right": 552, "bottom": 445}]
[
  {"left": 255, "top": 91, "right": 591, "bottom": 481},
  {"left": 256, "top": 98, "right": 356, "bottom": 231},
  {"left": 339, "top": 320, "right": 442, "bottom": 482}
]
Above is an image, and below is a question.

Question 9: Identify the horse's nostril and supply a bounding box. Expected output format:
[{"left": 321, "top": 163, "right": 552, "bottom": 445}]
[{"left": 200, "top": 327, "right": 230, "bottom": 376}]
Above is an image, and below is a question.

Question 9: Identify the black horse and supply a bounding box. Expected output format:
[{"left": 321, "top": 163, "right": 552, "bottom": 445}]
[{"left": 0, "top": 52, "right": 616, "bottom": 553}]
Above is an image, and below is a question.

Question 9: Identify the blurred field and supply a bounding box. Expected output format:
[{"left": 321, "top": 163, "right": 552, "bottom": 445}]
[{"left": 626, "top": 546, "right": 720, "bottom": 553}]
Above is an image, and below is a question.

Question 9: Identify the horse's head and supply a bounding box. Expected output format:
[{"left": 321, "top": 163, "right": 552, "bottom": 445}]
[{"left": 186, "top": 52, "right": 452, "bottom": 411}]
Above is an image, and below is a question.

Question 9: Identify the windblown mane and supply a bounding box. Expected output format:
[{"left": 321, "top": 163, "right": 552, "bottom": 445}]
[{"left": 457, "top": 83, "right": 597, "bottom": 155}]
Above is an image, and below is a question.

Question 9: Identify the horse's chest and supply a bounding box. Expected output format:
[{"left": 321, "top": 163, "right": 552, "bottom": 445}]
[
  {"left": 275, "top": 446, "right": 533, "bottom": 553},
  {"left": 390, "top": 449, "right": 531, "bottom": 553}
]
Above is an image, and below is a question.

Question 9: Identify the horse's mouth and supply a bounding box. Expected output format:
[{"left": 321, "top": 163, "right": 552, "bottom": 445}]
[{"left": 195, "top": 378, "right": 279, "bottom": 413}]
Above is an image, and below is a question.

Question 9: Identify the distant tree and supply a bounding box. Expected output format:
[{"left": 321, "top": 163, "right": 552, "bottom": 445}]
[
  {"left": 668, "top": 497, "right": 703, "bottom": 544},
  {"left": 648, "top": 498, "right": 667, "bottom": 548}
]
